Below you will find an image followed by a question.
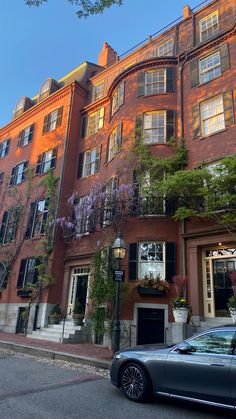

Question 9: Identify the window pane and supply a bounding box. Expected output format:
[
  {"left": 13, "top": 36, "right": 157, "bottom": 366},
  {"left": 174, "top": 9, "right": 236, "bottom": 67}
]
[{"left": 188, "top": 331, "right": 234, "bottom": 355}]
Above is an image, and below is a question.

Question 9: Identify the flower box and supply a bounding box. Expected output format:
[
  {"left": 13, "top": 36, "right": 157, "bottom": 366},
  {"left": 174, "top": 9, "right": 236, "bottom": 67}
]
[
  {"left": 137, "top": 286, "right": 165, "bottom": 296},
  {"left": 17, "top": 289, "right": 32, "bottom": 298}
]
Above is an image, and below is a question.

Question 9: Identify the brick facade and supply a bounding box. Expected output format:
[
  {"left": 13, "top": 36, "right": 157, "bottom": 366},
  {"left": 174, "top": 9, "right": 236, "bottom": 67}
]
[{"left": 0, "top": 0, "right": 235, "bottom": 345}]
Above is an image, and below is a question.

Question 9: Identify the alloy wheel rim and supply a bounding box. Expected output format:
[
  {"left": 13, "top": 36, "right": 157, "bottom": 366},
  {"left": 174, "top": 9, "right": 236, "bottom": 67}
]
[{"left": 122, "top": 366, "right": 144, "bottom": 399}]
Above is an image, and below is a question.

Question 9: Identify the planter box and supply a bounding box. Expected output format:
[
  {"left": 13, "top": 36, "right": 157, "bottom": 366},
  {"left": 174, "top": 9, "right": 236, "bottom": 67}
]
[
  {"left": 137, "top": 286, "right": 165, "bottom": 296},
  {"left": 17, "top": 290, "right": 32, "bottom": 298}
]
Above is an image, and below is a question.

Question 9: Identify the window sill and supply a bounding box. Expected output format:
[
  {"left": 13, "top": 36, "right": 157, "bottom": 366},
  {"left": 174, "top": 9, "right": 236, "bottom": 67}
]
[
  {"left": 196, "top": 72, "right": 222, "bottom": 88},
  {"left": 197, "top": 128, "right": 228, "bottom": 141}
]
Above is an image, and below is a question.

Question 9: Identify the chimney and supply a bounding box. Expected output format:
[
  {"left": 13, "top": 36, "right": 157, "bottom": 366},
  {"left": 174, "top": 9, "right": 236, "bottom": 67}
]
[
  {"left": 183, "top": 5, "right": 192, "bottom": 19},
  {"left": 98, "top": 42, "right": 118, "bottom": 67}
]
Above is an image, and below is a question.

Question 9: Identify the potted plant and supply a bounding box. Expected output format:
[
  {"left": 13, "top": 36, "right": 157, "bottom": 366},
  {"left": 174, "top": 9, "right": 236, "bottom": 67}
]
[
  {"left": 227, "top": 296, "right": 236, "bottom": 322},
  {"left": 137, "top": 274, "right": 170, "bottom": 295},
  {"left": 72, "top": 302, "right": 84, "bottom": 326},
  {"left": 171, "top": 276, "right": 190, "bottom": 323},
  {"left": 49, "top": 304, "right": 61, "bottom": 325}
]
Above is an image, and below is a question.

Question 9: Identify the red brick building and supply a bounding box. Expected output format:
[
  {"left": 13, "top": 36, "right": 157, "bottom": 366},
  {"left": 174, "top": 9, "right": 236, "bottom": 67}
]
[{"left": 0, "top": 0, "right": 235, "bottom": 346}]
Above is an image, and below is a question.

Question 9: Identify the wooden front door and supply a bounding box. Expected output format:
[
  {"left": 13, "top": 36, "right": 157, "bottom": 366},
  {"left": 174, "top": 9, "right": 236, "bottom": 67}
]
[{"left": 213, "top": 258, "right": 236, "bottom": 315}]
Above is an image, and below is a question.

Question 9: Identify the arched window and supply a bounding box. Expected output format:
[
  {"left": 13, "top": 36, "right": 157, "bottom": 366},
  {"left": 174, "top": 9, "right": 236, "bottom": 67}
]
[
  {"left": 39, "top": 79, "right": 52, "bottom": 101},
  {"left": 14, "top": 97, "right": 26, "bottom": 117}
]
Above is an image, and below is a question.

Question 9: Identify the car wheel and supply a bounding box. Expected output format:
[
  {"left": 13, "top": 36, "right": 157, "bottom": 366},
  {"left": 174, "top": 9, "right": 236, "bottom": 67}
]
[{"left": 120, "top": 362, "right": 151, "bottom": 402}]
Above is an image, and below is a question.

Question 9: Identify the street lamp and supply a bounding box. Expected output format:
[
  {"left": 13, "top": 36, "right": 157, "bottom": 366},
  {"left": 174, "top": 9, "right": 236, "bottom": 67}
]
[{"left": 112, "top": 232, "right": 127, "bottom": 354}]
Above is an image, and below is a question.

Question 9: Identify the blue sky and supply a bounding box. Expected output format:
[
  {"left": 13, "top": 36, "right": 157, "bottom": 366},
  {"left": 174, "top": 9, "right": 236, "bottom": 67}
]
[{"left": 0, "top": 0, "right": 207, "bottom": 128}]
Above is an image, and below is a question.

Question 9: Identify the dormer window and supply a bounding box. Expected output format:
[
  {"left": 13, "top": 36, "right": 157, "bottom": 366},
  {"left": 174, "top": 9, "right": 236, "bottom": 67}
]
[
  {"left": 39, "top": 78, "right": 59, "bottom": 101},
  {"left": 39, "top": 79, "right": 51, "bottom": 101},
  {"left": 14, "top": 97, "right": 26, "bottom": 118},
  {"left": 14, "top": 97, "right": 33, "bottom": 119}
]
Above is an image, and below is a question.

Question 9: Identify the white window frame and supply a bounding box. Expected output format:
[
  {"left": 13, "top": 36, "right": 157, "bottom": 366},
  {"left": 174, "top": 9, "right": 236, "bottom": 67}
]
[
  {"left": 15, "top": 162, "right": 26, "bottom": 185},
  {"left": 32, "top": 199, "right": 48, "bottom": 237},
  {"left": 42, "top": 150, "right": 54, "bottom": 174},
  {"left": 111, "top": 82, "right": 124, "bottom": 116},
  {"left": 143, "top": 111, "right": 166, "bottom": 144},
  {"left": 138, "top": 242, "right": 165, "bottom": 280},
  {"left": 200, "top": 95, "right": 225, "bottom": 136},
  {"left": 83, "top": 147, "right": 99, "bottom": 177},
  {"left": 0, "top": 139, "right": 10, "bottom": 159},
  {"left": 156, "top": 39, "right": 174, "bottom": 57},
  {"left": 200, "top": 11, "right": 219, "bottom": 42},
  {"left": 87, "top": 109, "right": 104, "bottom": 136},
  {"left": 93, "top": 81, "right": 104, "bottom": 102},
  {"left": 199, "top": 51, "right": 221, "bottom": 84},
  {"left": 108, "top": 126, "right": 121, "bottom": 161},
  {"left": 145, "top": 69, "right": 166, "bottom": 95}
]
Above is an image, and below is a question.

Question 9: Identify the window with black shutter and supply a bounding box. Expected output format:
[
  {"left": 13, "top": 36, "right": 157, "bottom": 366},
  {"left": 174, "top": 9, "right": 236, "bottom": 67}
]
[
  {"left": 17, "top": 124, "right": 34, "bottom": 148},
  {"left": 35, "top": 148, "right": 57, "bottom": 175},
  {"left": 0, "top": 138, "right": 10, "bottom": 159},
  {"left": 0, "top": 208, "right": 19, "bottom": 244},
  {"left": 129, "top": 243, "right": 138, "bottom": 280},
  {"left": 17, "top": 258, "right": 39, "bottom": 290},
  {"left": 42, "top": 107, "right": 63, "bottom": 134},
  {"left": 165, "top": 242, "right": 177, "bottom": 282}
]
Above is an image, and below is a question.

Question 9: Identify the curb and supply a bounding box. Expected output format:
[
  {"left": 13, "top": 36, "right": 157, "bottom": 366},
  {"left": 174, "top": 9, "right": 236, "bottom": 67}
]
[{"left": 0, "top": 341, "right": 111, "bottom": 370}]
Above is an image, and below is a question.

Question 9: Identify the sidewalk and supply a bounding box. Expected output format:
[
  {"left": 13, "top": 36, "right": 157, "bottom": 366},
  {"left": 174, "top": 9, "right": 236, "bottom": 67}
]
[{"left": 0, "top": 331, "right": 113, "bottom": 369}]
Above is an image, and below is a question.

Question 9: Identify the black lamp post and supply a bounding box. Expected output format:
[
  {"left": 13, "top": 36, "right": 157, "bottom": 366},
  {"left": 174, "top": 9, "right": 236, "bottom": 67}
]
[{"left": 112, "top": 232, "right": 127, "bottom": 354}]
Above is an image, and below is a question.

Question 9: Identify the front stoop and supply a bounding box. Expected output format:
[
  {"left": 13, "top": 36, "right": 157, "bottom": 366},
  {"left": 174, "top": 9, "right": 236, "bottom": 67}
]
[{"left": 30, "top": 320, "right": 91, "bottom": 343}]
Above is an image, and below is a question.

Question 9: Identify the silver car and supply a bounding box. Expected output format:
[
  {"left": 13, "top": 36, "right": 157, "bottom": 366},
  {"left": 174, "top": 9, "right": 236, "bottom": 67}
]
[{"left": 110, "top": 325, "right": 236, "bottom": 409}]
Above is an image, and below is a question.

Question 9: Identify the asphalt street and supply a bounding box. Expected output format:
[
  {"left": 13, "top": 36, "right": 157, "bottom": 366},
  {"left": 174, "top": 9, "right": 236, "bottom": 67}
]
[{"left": 0, "top": 349, "right": 234, "bottom": 419}]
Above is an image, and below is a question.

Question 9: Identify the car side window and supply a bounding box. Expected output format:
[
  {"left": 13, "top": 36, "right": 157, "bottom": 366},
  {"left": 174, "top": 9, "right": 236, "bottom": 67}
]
[{"left": 187, "top": 331, "right": 235, "bottom": 355}]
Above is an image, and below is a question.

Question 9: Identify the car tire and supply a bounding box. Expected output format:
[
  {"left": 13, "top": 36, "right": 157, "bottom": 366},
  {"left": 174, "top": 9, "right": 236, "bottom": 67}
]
[{"left": 120, "top": 362, "right": 151, "bottom": 402}]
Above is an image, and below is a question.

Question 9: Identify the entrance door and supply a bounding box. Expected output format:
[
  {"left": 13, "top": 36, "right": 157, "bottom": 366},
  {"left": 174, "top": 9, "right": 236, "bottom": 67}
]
[
  {"left": 16, "top": 307, "right": 27, "bottom": 334},
  {"left": 67, "top": 267, "right": 90, "bottom": 317},
  {"left": 213, "top": 258, "right": 235, "bottom": 315},
  {"left": 137, "top": 308, "right": 164, "bottom": 345}
]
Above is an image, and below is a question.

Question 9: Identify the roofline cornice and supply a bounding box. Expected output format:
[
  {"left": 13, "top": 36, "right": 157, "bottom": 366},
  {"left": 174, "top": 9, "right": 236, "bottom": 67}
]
[
  {"left": 179, "top": 22, "right": 236, "bottom": 62},
  {"left": 82, "top": 57, "right": 178, "bottom": 115},
  {"left": 0, "top": 82, "right": 86, "bottom": 136}
]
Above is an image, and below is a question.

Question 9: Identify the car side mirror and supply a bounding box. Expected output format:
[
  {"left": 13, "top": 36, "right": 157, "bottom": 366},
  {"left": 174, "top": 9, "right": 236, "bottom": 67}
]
[{"left": 176, "top": 343, "right": 195, "bottom": 354}]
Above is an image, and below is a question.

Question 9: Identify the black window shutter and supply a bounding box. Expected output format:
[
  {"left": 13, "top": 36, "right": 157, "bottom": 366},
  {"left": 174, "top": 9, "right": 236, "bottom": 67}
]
[
  {"left": 28, "top": 123, "right": 35, "bottom": 143},
  {"left": 77, "top": 153, "right": 84, "bottom": 178},
  {"left": 22, "top": 161, "right": 28, "bottom": 182},
  {"left": 25, "top": 202, "right": 36, "bottom": 239},
  {"left": 0, "top": 172, "right": 4, "bottom": 184},
  {"left": 9, "top": 166, "right": 16, "bottom": 187},
  {"left": 0, "top": 211, "right": 8, "bottom": 243},
  {"left": 106, "top": 137, "right": 110, "bottom": 163},
  {"left": 80, "top": 116, "right": 87, "bottom": 138},
  {"left": 42, "top": 114, "right": 49, "bottom": 134},
  {"left": 17, "top": 259, "right": 27, "bottom": 288},
  {"left": 135, "top": 115, "right": 143, "bottom": 144},
  {"left": 220, "top": 43, "right": 230, "bottom": 73},
  {"left": 5, "top": 139, "right": 10, "bottom": 156},
  {"left": 132, "top": 170, "right": 140, "bottom": 215},
  {"left": 50, "top": 147, "right": 58, "bottom": 169},
  {"left": 33, "top": 258, "right": 41, "bottom": 284},
  {"left": 117, "top": 121, "right": 123, "bottom": 149},
  {"left": 2, "top": 269, "right": 9, "bottom": 289},
  {"left": 17, "top": 131, "right": 23, "bottom": 148},
  {"left": 95, "top": 145, "right": 102, "bottom": 172},
  {"left": 56, "top": 107, "right": 63, "bottom": 128},
  {"left": 165, "top": 242, "right": 177, "bottom": 282},
  {"left": 136, "top": 72, "right": 145, "bottom": 97},
  {"left": 166, "top": 67, "right": 174, "bottom": 92},
  {"left": 129, "top": 243, "right": 138, "bottom": 281},
  {"left": 166, "top": 110, "right": 175, "bottom": 141},
  {"left": 35, "top": 154, "right": 43, "bottom": 175},
  {"left": 192, "top": 104, "right": 201, "bottom": 138},
  {"left": 190, "top": 60, "right": 199, "bottom": 88},
  {"left": 223, "top": 91, "right": 234, "bottom": 126}
]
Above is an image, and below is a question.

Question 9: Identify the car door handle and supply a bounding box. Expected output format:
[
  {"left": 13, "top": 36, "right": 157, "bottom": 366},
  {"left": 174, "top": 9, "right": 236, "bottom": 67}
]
[{"left": 210, "top": 363, "right": 225, "bottom": 367}]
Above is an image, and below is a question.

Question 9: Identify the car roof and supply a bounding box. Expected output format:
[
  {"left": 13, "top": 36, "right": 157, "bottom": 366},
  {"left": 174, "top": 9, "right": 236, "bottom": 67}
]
[{"left": 206, "top": 324, "right": 236, "bottom": 331}]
